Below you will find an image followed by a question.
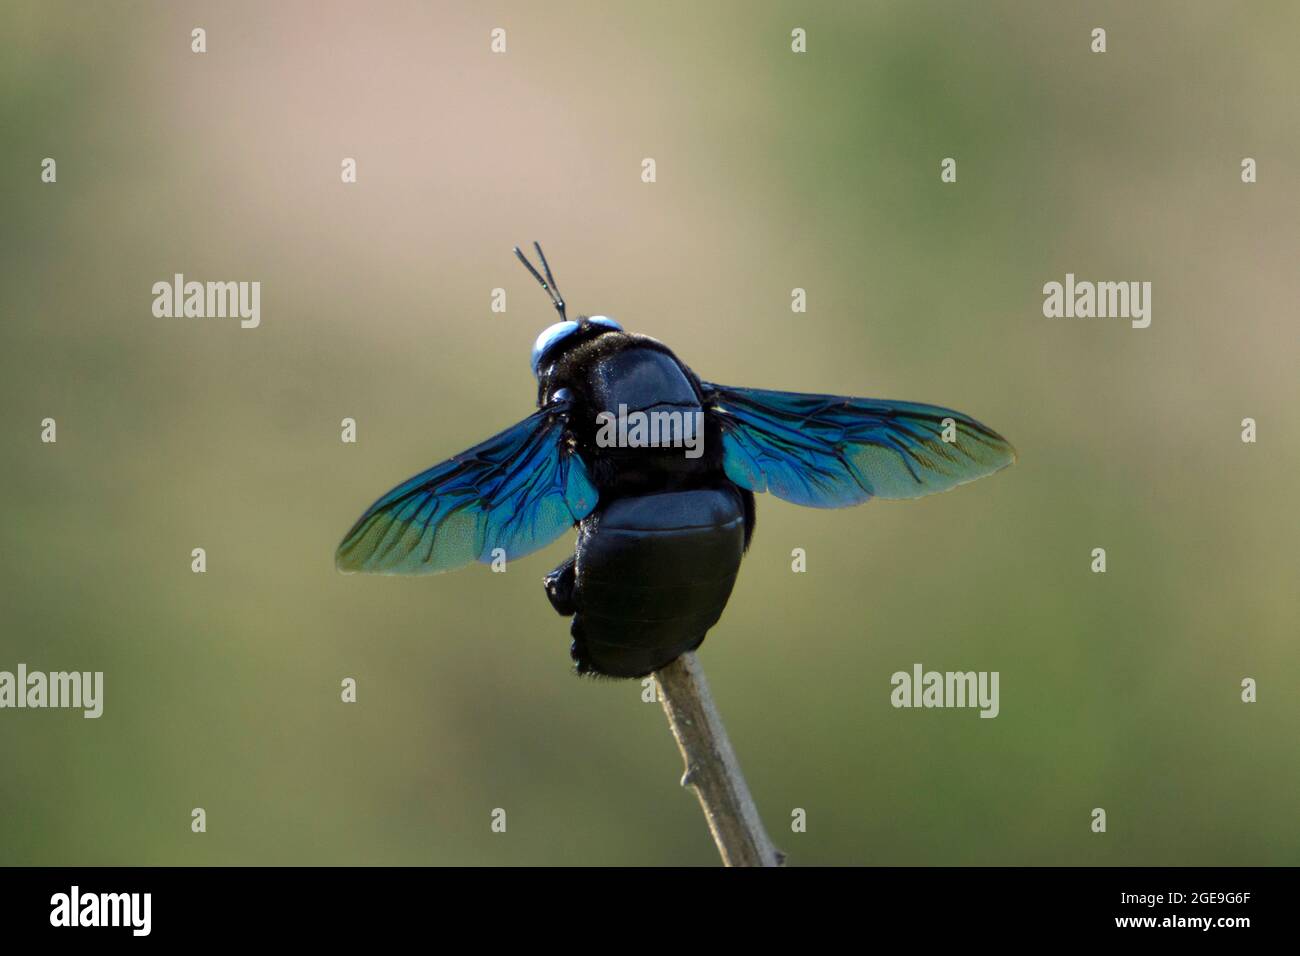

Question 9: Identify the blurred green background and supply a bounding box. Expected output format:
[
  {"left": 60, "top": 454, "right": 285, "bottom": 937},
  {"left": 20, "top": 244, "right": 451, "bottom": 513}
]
[{"left": 2, "top": 1, "right": 1297, "bottom": 866}]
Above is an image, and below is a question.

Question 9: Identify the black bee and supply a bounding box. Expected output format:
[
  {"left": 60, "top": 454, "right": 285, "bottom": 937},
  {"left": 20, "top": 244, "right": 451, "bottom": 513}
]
[{"left": 336, "top": 244, "right": 1015, "bottom": 677}]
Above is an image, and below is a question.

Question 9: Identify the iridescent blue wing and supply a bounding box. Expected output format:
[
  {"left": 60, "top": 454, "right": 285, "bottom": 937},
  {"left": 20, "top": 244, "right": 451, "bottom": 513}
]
[
  {"left": 702, "top": 383, "right": 1015, "bottom": 508},
  {"left": 335, "top": 400, "right": 597, "bottom": 574}
]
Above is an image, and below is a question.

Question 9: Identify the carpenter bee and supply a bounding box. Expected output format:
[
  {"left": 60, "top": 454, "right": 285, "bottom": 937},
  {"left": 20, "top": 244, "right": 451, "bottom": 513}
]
[{"left": 336, "top": 244, "right": 1015, "bottom": 678}]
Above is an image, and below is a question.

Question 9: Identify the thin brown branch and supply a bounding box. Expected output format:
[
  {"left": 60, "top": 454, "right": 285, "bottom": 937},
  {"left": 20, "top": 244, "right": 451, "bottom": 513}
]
[{"left": 654, "top": 652, "right": 784, "bottom": 867}]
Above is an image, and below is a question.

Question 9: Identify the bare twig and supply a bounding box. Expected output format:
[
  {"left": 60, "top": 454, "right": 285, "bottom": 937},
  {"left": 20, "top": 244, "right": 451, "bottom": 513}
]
[{"left": 654, "top": 652, "right": 784, "bottom": 867}]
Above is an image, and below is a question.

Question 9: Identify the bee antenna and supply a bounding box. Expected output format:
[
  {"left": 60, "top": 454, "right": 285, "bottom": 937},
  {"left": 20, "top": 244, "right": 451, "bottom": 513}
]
[{"left": 513, "top": 242, "right": 572, "bottom": 323}]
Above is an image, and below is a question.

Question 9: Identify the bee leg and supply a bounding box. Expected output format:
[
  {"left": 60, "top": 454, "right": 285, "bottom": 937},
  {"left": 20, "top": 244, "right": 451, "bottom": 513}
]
[{"left": 543, "top": 556, "right": 577, "bottom": 617}]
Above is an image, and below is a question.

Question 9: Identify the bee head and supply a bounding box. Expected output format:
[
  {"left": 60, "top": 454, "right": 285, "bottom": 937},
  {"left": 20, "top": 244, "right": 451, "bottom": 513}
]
[
  {"left": 515, "top": 243, "right": 623, "bottom": 379},
  {"left": 530, "top": 316, "right": 622, "bottom": 377}
]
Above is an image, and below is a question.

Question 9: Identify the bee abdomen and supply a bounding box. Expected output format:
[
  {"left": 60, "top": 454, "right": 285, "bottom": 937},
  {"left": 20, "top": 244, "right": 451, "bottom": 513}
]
[{"left": 571, "top": 486, "right": 746, "bottom": 678}]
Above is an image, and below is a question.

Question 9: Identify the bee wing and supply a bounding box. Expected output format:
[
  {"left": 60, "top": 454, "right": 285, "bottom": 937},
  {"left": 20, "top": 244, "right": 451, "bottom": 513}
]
[
  {"left": 702, "top": 383, "right": 1015, "bottom": 508},
  {"left": 335, "top": 399, "right": 597, "bottom": 574}
]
